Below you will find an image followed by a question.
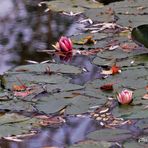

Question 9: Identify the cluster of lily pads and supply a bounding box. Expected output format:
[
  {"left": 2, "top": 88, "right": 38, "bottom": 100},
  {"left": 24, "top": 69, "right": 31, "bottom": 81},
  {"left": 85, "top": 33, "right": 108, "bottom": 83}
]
[
  {"left": 0, "top": 0, "right": 148, "bottom": 147},
  {"left": 53, "top": 35, "right": 134, "bottom": 105}
]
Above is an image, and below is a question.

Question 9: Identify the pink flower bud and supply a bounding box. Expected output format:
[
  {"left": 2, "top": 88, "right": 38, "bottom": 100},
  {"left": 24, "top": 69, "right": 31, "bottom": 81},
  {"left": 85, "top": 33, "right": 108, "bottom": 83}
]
[
  {"left": 117, "top": 89, "right": 133, "bottom": 105},
  {"left": 58, "top": 36, "right": 73, "bottom": 52}
]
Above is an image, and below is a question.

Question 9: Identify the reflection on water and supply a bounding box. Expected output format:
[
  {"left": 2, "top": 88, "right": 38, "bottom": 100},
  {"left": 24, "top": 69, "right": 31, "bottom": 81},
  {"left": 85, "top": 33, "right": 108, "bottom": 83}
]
[
  {"left": 0, "top": 0, "right": 83, "bottom": 74},
  {"left": 0, "top": 117, "right": 97, "bottom": 148}
]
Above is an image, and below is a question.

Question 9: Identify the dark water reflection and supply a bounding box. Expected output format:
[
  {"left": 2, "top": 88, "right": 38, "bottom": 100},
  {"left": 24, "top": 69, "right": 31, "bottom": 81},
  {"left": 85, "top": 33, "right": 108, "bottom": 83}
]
[{"left": 0, "top": 0, "right": 83, "bottom": 74}]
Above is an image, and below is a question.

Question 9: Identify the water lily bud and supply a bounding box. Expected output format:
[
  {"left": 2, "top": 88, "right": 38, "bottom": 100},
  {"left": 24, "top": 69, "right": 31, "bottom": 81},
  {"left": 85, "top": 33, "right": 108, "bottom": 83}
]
[
  {"left": 59, "top": 36, "right": 73, "bottom": 52},
  {"left": 117, "top": 89, "right": 133, "bottom": 105}
]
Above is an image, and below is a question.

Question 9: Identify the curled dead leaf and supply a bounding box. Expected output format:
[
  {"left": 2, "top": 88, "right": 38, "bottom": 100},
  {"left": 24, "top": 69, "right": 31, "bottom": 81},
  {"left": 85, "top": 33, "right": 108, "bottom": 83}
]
[
  {"left": 101, "top": 64, "right": 121, "bottom": 75},
  {"left": 100, "top": 83, "right": 113, "bottom": 91},
  {"left": 142, "top": 94, "right": 148, "bottom": 100},
  {"left": 111, "top": 65, "right": 121, "bottom": 75}
]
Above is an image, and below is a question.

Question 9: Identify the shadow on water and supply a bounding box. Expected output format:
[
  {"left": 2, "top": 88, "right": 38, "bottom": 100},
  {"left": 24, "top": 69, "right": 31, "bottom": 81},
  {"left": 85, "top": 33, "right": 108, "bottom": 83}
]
[{"left": 0, "top": 0, "right": 83, "bottom": 74}]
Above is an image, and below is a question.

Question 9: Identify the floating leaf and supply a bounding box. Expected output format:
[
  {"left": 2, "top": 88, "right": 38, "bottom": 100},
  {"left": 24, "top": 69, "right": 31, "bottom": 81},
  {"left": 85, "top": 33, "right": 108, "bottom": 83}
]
[
  {"left": 87, "top": 128, "right": 131, "bottom": 141},
  {"left": 14, "top": 90, "right": 33, "bottom": 98},
  {"left": 142, "top": 94, "right": 148, "bottom": 100},
  {"left": 100, "top": 83, "right": 114, "bottom": 91},
  {"left": 40, "top": 0, "right": 103, "bottom": 13},
  {"left": 0, "top": 113, "right": 38, "bottom": 138},
  {"left": 111, "top": 64, "right": 121, "bottom": 75},
  {"left": 69, "top": 140, "right": 114, "bottom": 148},
  {"left": 131, "top": 24, "right": 148, "bottom": 48},
  {"left": 73, "top": 35, "right": 96, "bottom": 45},
  {"left": 101, "top": 64, "right": 121, "bottom": 75}
]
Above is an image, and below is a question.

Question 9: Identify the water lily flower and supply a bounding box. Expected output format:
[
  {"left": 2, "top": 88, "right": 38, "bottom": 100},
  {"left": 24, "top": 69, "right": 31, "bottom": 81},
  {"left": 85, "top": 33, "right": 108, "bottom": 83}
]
[
  {"left": 53, "top": 36, "right": 73, "bottom": 52},
  {"left": 117, "top": 89, "right": 133, "bottom": 105}
]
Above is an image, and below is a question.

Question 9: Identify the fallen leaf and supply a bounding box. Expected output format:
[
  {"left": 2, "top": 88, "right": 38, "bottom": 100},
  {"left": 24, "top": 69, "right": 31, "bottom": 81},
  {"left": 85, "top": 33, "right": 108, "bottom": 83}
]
[
  {"left": 142, "top": 94, "right": 148, "bottom": 100},
  {"left": 111, "top": 64, "right": 120, "bottom": 75},
  {"left": 120, "top": 43, "right": 137, "bottom": 52},
  {"left": 73, "top": 35, "right": 96, "bottom": 45},
  {"left": 146, "top": 85, "right": 148, "bottom": 91},
  {"left": 12, "top": 84, "right": 26, "bottom": 91},
  {"left": 101, "top": 64, "right": 121, "bottom": 75},
  {"left": 100, "top": 83, "right": 113, "bottom": 91},
  {"left": 101, "top": 69, "right": 113, "bottom": 75},
  {"left": 14, "top": 91, "right": 33, "bottom": 97},
  {"left": 83, "top": 35, "right": 96, "bottom": 45},
  {"left": 38, "top": 116, "right": 66, "bottom": 127}
]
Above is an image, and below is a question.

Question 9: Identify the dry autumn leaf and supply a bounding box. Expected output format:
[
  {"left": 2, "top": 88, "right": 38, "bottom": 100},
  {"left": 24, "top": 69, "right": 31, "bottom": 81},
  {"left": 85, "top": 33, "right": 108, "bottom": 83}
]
[
  {"left": 12, "top": 84, "right": 26, "bottom": 91},
  {"left": 111, "top": 64, "right": 121, "bottom": 75},
  {"left": 101, "top": 64, "right": 121, "bottom": 75},
  {"left": 142, "top": 94, "right": 148, "bottom": 100},
  {"left": 73, "top": 35, "right": 96, "bottom": 45},
  {"left": 100, "top": 83, "right": 114, "bottom": 91}
]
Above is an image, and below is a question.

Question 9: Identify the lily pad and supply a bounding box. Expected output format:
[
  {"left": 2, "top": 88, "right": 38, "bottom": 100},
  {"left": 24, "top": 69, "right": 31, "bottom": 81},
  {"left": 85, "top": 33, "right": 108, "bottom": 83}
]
[
  {"left": 123, "top": 139, "right": 147, "bottom": 148},
  {"left": 131, "top": 24, "right": 148, "bottom": 48},
  {"left": 0, "top": 113, "right": 38, "bottom": 138},
  {"left": 4, "top": 73, "right": 70, "bottom": 90},
  {"left": 69, "top": 140, "right": 114, "bottom": 148},
  {"left": 0, "top": 99, "right": 35, "bottom": 112},
  {"left": 35, "top": 91, "right": 102, "bottom": 115},
  {"left": 87, "top": 128, "right": 131, "bottom": 141},
  {"left": 13, "top": 63, "right": 82, "bottom": 74},
  {"left": 43, "top": 0, "right": 103, "bottom": 13}
]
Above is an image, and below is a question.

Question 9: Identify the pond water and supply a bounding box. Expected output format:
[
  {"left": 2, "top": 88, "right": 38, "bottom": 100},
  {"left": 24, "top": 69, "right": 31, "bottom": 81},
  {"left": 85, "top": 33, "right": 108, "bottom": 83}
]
[{"left": 0, "top": 0, "right": 84, "bottom": 74}]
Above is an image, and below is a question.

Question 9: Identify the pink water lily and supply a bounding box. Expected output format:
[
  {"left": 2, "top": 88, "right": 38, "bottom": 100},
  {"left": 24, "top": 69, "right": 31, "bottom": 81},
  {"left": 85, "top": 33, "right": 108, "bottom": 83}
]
[
  {"left": 53, "top": 36, "right": 73, "bottom": 52},
  {"left": 117, "top": 89, "right": 133, "bottom": 105}
]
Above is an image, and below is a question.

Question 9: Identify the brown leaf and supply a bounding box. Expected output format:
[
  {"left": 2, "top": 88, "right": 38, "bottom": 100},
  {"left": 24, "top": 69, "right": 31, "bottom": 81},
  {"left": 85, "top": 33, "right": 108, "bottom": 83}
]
[
  {"left": 146, "top": 85, "right": 148, "bottom": 91},
  {"left": 100, "top": 83, "right": 113, "bottom": 91},
  {"left": 38, "top": 116, "right": 65, "bottom": 126},
  {"left": 73, "top": 35, "right": 96, "bottom": 45},
  {"left": 12, "top": 84, "right": 26, "bottom": 91},
  {"left": 142, "top": 94, "right": 148, "bottom": 100}
]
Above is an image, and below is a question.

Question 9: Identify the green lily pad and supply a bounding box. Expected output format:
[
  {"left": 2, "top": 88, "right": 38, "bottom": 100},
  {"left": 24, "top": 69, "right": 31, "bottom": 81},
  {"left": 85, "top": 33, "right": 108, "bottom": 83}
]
[
  {"left": 0, "top": 99, "right": 35, "bottom": 112},
  {"left": 123, "top": 139, "right": 147, "bottom": 148},
  {"left": 43, "top": 0, "right": 103, "bottom": 13},
  {"left": 4, "top": 73, "right": 70, "bottom": 90},
  {"left": 46, "top": 83, "right": 84, "bottom": 93},
  {"left": 13, "top": 63, "right": 82, "bottom": 74},
  {"left": 87, "top": 128, "right": 131, "bottom": 141},
  {"left": 0, "top": 113, "right": 38, "bottom": 138},
  {"left": 131, "top": 24, "right": 148, "bottom": 48},
  {"left": 69, "top": 140, "right": 113, "bottom": 148},
  {"left": 35, "top": 91, "right": 102, "bottom": 114}
]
